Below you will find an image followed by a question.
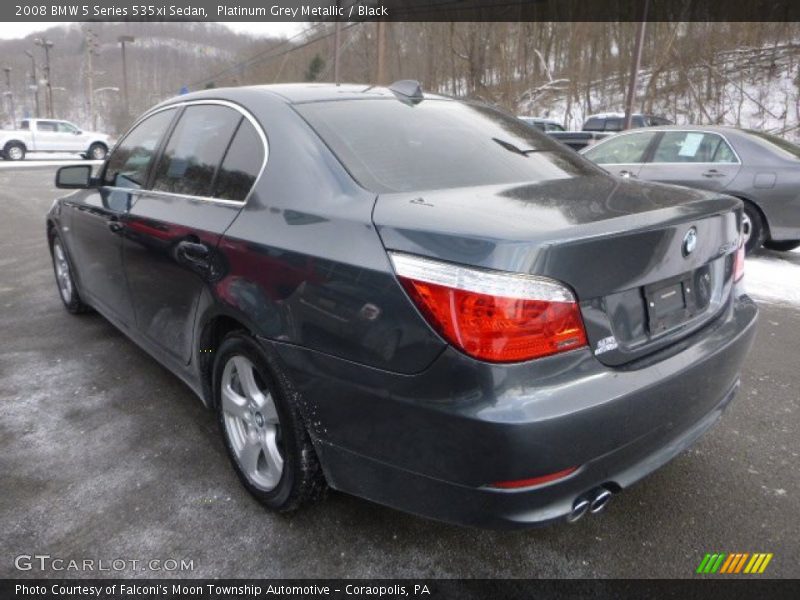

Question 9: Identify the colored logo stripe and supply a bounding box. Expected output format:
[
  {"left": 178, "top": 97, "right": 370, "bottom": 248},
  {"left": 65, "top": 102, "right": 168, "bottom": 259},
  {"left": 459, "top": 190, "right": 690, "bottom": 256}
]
[{"left": 698, "top": 553, "right": 772, "bottom": 574}]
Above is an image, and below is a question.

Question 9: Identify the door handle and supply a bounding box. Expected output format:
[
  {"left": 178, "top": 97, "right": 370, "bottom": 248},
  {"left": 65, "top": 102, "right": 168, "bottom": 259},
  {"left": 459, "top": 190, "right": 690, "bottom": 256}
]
[
  {"left": 618, "top": 170, "right": 636, "bottom": 178},
  {"left": 175, "top": 240, "right": 210, "bottom": 268},
  {"left": 702, "top": 169, "right": 726, "bottom": 178},
  {"left": 107, "top": 218, "right": 124, "bottom": 233}
]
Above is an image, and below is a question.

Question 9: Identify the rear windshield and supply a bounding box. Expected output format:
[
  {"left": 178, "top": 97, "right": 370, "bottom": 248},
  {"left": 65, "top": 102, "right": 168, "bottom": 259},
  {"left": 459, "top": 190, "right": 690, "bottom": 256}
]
[
  {"left": 745, "top": 130, "right": 800, "bottom": 161},
  {"left": 295, "top": 99, "right": 598, "bottom": 194}
]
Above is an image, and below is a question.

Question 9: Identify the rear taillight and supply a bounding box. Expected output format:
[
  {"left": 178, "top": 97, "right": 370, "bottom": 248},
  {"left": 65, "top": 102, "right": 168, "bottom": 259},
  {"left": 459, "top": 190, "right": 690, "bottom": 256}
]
[
  {"left": 389, "top": 252, "right": 588, "bottom": 363},
  {"left": 733, "top": 240, "right": 745, "bottom": 282}
]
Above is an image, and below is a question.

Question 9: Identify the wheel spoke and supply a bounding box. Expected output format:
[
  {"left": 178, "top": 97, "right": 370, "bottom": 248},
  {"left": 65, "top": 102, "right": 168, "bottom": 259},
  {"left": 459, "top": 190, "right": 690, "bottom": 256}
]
[
  {"left": 221, "top": 385, "right": 250, "bottom": 422},
  {"left": 238, "top": 436, "right": 262, "bottom": 476},
  {"left": 260, "top": 394, "right": 279, "bottom": 424},
  {"left": 263, "top": 427, "right": 284, "bottom": 474},
  {"left": 233, "top": 356, "right": 266, "bottom": 406}
]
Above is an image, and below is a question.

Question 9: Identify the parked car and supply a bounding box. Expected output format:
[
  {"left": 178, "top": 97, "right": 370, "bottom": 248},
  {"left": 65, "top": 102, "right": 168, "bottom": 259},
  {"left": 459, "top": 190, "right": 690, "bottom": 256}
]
[
  {"left": 549, "top": 113, "right": 673, "bottom": 151},
  {"left": 0, "top": 118, "right": 111, "bottom": 161},
  {"left": 518, "top": 116, "right": 566, "bottom": 132},
  {"left": 47, "top": 82, "right": 756, "bottom": 529},
  {"left": 581, "top": 125, "right": 800, "bottom": 253}
]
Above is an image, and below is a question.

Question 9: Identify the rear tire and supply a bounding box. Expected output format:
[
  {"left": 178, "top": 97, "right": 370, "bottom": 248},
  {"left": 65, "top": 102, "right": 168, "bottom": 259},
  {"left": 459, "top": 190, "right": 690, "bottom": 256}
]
[
  {"left": 213, "top": 332, "right": 327, "bottom": 512},
  {"left": 87, "top": 143, "right": 107, "bottom": 160},
  {"left": 4, "top": 142, "right": 26, "bottom": 161},
  {"left": 50, "top": 234, "right": 91, "bottom": 314},
  {"left": 763, "top": 239, "right": 800, "bottom": 252},
  {"left": 741, "top": 202, "right": 766, "bottom": 255}
]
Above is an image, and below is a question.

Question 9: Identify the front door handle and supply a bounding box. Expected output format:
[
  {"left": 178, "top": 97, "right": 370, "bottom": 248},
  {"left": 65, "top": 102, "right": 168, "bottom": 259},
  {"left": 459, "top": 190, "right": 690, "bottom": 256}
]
[
  {"left": 107, "top": 218, "right": 124, "bottom": 233},
  {"left": 175, "top": 240, "right": 210, "bottom": 268},
  {"left": 618, "top": 170, "right": 636, "bottom": 178}
]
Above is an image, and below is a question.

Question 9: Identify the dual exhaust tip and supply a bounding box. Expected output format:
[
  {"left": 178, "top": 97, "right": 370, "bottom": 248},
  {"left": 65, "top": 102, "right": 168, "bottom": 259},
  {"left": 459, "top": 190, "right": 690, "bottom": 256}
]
[{"left": 567, "top": 486, "right": 614, "bottom": 523}]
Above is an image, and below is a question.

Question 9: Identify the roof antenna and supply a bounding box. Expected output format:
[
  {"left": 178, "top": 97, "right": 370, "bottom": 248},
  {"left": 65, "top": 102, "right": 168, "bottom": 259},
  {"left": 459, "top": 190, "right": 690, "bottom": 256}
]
[{"left": 388, "top": 80, "right": 424, "bottom": 105}]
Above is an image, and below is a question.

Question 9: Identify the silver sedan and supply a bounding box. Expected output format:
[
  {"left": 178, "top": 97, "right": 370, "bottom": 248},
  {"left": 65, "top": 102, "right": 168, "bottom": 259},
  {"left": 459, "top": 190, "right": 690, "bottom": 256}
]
[{"left": 581, "top": 125, "right": 800, "bottom": 253}]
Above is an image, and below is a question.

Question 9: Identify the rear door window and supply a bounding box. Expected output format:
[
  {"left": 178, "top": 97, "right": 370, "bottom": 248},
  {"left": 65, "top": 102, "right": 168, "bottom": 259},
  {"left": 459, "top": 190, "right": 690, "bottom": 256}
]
[
  {"left": 103, "top": 108, "right": 176, "bottom": 189},
  {"left": 651, "top": 132, "right": 735, "bottom": 163},
  {"left": 151, "top": 104, "right": 241, "bottom": 197},
  {"left": 36, "top": 121, "right": 58, "bottom": 132},
  {"left": 212, "top": 119, "right": 264, "bottom": 202}
]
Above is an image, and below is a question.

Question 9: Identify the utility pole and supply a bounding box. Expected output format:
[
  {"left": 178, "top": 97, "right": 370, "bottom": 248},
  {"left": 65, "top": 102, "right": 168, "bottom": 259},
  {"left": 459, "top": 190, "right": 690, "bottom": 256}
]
[
  {"left": 84, "top": 28, "right": 100, "bottom": 131},
  {"left": 23, "top": 50, "right": 40, "bottom": 118},
  {"left": 376, "top": 21, "right": 386, "bottom": 85},
  {"left": 3, "top": 67, "right": 16, "bottom": 128},
  {"left": 118, "top": 35, "right": 134, "bottom": 119},
  {"left": 333, "top": 1, "right": 342, "bottom": 85},
  {"left": 623, "top": 0, "right": 649, "bottom": 130},
  {"left": 35, "top": 38, "right": 54, "bottom": 118}
]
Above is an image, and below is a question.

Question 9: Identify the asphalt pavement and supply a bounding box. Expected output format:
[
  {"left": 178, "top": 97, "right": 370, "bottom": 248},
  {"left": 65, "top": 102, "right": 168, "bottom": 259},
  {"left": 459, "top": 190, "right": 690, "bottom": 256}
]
[{"left": 1, "top": 164, "right": 798, "bottom": 578}]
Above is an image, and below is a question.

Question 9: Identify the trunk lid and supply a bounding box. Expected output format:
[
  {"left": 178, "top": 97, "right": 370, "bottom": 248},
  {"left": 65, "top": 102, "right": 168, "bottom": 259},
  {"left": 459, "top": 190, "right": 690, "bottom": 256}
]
[{"left": 373, "top": 175, "right": 741, "bottom": 366}]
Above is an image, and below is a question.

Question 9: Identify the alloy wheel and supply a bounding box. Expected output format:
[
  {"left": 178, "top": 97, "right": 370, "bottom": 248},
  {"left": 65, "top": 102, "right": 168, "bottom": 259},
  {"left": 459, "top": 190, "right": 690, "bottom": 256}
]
[
  {"left": 7, "top": 146, "right": 23, "bottom": 160},
  {"left": 221, "top": 355, "right": 284, "bottom": 491},
  {"left": 53, "top": 241, "right": 74, "bottom": 303}
]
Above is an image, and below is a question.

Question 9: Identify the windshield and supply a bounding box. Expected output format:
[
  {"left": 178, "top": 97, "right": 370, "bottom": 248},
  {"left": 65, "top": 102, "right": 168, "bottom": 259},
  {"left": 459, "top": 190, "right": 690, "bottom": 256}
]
[
  {"left": 745, "top": 130, "right": 800, "bottom": 161},
  {"left": 296, "top": 99, "right": 599, "bottom": 194}
]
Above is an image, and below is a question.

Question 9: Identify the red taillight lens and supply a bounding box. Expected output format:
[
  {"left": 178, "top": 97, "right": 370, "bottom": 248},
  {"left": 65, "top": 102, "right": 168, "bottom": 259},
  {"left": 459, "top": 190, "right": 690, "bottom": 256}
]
[
  {"left": 733, "top": 240, "right": 745, "bottom": 282},
  {"left": 389, "top": 252, "right": 587, "bottom": 363},
  {"left": 490, "top": 467, "right": 579, "bottom": 490}
]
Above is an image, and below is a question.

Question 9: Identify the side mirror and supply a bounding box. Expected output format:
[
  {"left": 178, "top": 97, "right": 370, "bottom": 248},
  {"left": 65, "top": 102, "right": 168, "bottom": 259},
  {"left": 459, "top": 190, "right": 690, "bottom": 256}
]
[
  {"left": 74, "top": 130, "right": 82, "bottom": 135},
  {"left": 56, "top": 165, "right": 95, "bottom": 189}
]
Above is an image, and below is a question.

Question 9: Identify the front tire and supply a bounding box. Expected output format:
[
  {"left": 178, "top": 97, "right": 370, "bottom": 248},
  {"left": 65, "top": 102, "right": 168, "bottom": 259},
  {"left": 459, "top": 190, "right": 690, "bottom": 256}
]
[
  {"left": 87, "top": 143, "right": 107, "bottom": 160},
  {"left": 741, "top": 202, "right": 766, "bottom": 255},
  {"left": 4, "top": 142, "right": 26, "bottom": 161},
  {"left": 763, "top": 239, "right": 800, "bottom": 252},
  {"left": 50, "top": 234, "right": 91, "bottom": 314},
  {"left": 213, "top": 332, "right": 326, "bottom": 512}
]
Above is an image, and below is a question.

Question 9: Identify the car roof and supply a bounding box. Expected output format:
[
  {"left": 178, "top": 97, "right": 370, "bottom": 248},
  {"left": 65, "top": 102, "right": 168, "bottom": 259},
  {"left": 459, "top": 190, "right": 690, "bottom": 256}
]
[
  {"left": 163, "top": 83, "right": 452, "bottom": 106},
  {"left": 624, "top": 124, "right": 743, "bottom": 134}
]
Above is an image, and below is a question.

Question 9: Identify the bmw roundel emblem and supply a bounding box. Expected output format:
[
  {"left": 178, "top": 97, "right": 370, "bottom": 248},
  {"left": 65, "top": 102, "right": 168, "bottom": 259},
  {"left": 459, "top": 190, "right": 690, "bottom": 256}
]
[{"left": 682, "top": 227, "right": 698, "bottom": 257}]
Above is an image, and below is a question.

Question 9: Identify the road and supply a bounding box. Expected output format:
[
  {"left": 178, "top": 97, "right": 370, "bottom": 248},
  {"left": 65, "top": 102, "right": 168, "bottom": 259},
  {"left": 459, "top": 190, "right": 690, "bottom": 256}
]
[{"left": 0, "top": 165, "right": 798, "bottom": 579}]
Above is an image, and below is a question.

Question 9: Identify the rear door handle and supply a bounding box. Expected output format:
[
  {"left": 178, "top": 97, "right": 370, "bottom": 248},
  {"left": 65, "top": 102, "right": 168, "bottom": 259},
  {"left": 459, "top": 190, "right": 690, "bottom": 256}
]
[
  {"left": 702, "top": 169, "right": 726, "bottom": 178},
  {"left": 618, "top": 170, "right": 636, "bottom": 178},
  {"left": 107, "top": 218, "right": 124, "bottom": 233},
  {"left": 175, "top": 240, "right": 210, "bottom": 268}
]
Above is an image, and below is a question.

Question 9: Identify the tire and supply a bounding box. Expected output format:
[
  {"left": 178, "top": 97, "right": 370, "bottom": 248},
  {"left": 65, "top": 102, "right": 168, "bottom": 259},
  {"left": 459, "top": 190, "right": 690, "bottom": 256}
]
[
  {"left": 213, "top": 332, "right": 326, "bottom": 512},
  {"left": 50, "top": 234, "right": 91, "bottom": 314},
  {"left": 87, "top": 143, "right": 107, "bottom": 160},
  {"left": 741, "top": 202, "right": 766, "bottom": 255},
  {"left": 763, "top": 239, "right": 800, "bottom": 252},
  {"left": 4, "top": 141, "right": 26, "bottom": 161}
]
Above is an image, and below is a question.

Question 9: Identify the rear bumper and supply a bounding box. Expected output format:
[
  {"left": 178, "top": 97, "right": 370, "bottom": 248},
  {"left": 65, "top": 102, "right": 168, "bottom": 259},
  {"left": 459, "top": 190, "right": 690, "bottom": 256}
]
[{"left": 266, "top": 293, "right": 758, "bottom": 529}]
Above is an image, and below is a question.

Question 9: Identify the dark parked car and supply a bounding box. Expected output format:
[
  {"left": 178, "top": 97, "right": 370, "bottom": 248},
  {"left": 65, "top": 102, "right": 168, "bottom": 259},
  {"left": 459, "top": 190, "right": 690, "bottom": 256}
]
[
  {"left": 549, "top": 112, "right": 673, "bottom": 151},
  {"left": 582, "top": 125, "right": 800, "bottom": 253},
  {"left": 47, "top": 82, "right": 757, "bottom": 529},
  {"left": 517, "top": 116, "right": 566, "bottom": 132}
]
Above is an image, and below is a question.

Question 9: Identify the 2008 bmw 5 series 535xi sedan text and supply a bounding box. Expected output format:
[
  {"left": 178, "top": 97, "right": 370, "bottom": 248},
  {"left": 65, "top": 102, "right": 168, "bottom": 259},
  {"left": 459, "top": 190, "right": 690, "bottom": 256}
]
[{"left": 46, "top": 81, "right": 757, "bottom": 528}]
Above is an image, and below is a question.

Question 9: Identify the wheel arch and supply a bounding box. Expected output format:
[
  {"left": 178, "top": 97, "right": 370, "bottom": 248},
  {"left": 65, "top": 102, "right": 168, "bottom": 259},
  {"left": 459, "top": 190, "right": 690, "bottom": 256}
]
[
  {"left": 726, "top": 192, "right": 771, "bottom": 238},
  {"left": 196, "top": 313, "right": 249, "bottom": 407},
  {"left": 3, "top": 138, "right": 27, "bottom": 151}
]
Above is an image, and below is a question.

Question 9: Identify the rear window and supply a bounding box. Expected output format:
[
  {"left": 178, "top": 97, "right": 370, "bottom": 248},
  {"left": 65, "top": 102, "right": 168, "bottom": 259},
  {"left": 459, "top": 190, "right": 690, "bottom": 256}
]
[{"left": 296, "top": 99, "right": 597, "bottom": 194}]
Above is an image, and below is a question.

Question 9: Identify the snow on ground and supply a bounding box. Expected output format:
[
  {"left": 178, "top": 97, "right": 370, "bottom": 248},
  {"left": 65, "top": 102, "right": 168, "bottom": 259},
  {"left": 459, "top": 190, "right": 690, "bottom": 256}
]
[
  {"left": 745, "top": 247, "right": 800, "bottom": 307},
  {"left": 0, "top": 153, "right": 102, "bottom": 169}
]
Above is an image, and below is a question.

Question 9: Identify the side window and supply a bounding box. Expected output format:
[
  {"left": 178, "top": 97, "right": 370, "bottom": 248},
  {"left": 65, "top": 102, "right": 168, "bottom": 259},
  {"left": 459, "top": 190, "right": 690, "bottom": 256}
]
[
  {"left": 151, "top": 104, "right": 241, "bottom": 197},
  {"left": 103, "top": 108, "right": 176, "bottom": 189},
  {"left": 583, "top": 118, "right": 604, "bottom": 131},
  {"left": 712, "top": 137, "right": 738, "bottom": 163},
  {"left": 36, "top": 121, "right": 57, "bottom": 132},
  {"left": 57, "top": 122, "right": 78, "bottom": 133},
  {"left": 20, "top": 120, "right": 29, "bottom": 130},
  {"left": 652, "top": 132, "right": 728, "bottom": 163},
  {"left": 604, "top": 118, "right": 624, "bottom": 131},
  {"left": 583, "top": 132, "right": 656, "bottom": 164},
  {"left": 213, "top": 119, "right": 264, "bottom": 202}
]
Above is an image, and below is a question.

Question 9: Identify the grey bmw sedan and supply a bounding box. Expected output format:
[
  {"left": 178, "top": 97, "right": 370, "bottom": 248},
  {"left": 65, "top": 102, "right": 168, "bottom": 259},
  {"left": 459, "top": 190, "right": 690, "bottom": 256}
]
[
  {"left": 582, "top": 125, "right": 800, "bottom": 253},
  {"left": 47, "top": 83, "right": 757, "bottom": 528}
]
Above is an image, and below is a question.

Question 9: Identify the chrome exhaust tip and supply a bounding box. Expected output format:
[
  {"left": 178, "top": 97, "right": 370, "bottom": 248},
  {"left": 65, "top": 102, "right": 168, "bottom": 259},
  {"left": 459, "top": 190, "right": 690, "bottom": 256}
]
[
  {"left": 567, "top": 497, "right": 590, "bottom": 523},
  {"left": 589, "top": 488, "right": 613, "bottom": 514}
]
